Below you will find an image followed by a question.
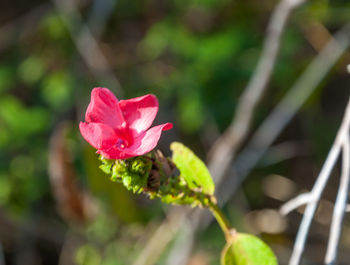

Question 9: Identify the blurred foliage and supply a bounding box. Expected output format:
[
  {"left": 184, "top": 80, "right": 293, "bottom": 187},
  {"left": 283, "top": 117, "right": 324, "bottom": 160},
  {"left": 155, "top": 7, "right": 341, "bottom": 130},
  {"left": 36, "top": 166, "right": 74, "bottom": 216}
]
[{"left": 0, "top": 0, "right": 349, "bottom": 264}]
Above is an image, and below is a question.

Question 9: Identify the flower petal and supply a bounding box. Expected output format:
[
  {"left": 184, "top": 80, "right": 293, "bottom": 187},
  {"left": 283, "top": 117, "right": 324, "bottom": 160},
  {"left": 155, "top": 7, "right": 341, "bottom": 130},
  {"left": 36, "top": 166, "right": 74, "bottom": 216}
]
[
  {"left": 124, "top": 123, "right": 172, "bottom": 156},
  {"left": 98, "top": 123, "right": 172, "bottom": 159},
  {"left": 118, "top": 94, "right": 159, "bottom": 134},
  {"left": 79, "top": 122, "right": 118, "bottom": 150},
  {"left": 85, "top": 87, "right": 124, "bottom": 127}
]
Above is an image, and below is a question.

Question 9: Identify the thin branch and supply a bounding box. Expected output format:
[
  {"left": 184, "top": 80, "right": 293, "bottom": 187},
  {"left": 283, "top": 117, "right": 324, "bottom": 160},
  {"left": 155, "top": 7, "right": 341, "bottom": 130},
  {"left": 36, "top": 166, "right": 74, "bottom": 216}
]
[
  {"left": 325, "top": 136, "right": 350, "bottom": 264},
  {"left": 280, "top": 193, "right": 313, "bottom": 215},
  {"left": 287, "top": 96, "right": 350, "bottom": 265},
  {"left": 208, "top": 0, "right": 306, "bottom": 184},
  {"left": 51, "top": 0, "right": 123, "bottom": 95},
  {"left": 288, "top": 139, "right": 341, "bottom": 265}
]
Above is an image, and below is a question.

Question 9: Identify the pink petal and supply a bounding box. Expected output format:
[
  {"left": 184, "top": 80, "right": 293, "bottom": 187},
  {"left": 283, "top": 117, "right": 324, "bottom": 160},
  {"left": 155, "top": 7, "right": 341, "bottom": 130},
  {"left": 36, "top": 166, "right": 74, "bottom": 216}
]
[
  {"left": 118, "top": 94, "right": 159, "bottom": 134},
  {"left": 123, "top": 123, "right": 172, "bottom": 156},
  {"left": 98, "top": 123, "right": 172, "bottom": 159},
  {"left": 79, "top": 122, "right": 118, "bottom": 150},
  {"left": 85, "top": 87, "right": 124, "bottom": 128}
]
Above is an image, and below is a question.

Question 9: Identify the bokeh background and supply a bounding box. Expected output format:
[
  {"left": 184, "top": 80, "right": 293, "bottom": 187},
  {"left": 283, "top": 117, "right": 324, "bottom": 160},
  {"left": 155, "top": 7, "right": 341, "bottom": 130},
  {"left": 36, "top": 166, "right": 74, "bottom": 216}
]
[{"left": 0, "top": 0, "right": 350, "bottom": 264}]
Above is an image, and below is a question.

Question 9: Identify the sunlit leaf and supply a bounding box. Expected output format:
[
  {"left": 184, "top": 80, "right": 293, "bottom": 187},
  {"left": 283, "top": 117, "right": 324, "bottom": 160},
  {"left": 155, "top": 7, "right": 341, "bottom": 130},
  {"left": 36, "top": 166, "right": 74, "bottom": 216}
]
[
  {"left": 221, "top": 233, "right": 278, "bottom": 265},
  {"left": 170, "top": 142, "right": 215, "bottom": 195}
]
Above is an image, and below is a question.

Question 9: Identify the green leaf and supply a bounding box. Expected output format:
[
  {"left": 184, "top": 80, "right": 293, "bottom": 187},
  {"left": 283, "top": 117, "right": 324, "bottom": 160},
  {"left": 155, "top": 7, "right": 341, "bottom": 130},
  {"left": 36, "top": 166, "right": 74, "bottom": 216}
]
[
  {"left": 170, "top": 142, "right": 215, "bottom": 195},
  {"left": 221, "top": 233, "right": 278, "bottom": 265}
]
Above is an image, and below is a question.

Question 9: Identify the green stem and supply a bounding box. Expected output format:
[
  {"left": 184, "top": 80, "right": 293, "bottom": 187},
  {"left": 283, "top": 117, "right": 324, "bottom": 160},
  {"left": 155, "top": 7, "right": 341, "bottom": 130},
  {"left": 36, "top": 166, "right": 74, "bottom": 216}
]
[{"left": 208, "top": 198, "right": 234, "bottom": 241}]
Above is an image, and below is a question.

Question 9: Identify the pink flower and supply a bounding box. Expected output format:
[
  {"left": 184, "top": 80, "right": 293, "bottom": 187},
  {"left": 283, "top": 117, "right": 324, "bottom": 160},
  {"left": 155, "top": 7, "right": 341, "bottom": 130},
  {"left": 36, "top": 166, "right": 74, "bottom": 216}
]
[{"left": 79, "top": 87, "right": 172, "bottom": 159}]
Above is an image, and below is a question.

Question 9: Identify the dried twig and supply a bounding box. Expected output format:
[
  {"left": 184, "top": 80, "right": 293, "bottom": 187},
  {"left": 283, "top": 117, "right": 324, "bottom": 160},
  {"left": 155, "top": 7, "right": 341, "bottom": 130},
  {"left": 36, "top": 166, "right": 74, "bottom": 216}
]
[
  {"left": 280, "top": 193, "right": 312, "bottom": 215},
  {"left": 281, "top": 96, "right": 350, "bottom": 265},
  {"left": 325, "top": 134, "right": 350, "bottom": 264},
  {"left": 49, "top": 122, "right": 98, "bottom": 223}
]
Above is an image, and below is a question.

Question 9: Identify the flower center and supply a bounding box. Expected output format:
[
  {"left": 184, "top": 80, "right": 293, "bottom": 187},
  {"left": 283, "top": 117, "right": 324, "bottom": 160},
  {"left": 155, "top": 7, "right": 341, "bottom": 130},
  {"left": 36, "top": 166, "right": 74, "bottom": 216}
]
[
  {"left": 115, "top": 122, "right": 134, "bottom": 149},
  {"left": 116, "top": 139, "right": 126, "bottom": 149}
]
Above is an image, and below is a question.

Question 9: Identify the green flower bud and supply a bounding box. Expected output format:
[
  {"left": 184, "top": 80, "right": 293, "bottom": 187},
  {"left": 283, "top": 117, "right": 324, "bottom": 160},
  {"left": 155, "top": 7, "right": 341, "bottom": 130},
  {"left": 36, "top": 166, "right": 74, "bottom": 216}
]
[
  {"left": 99, "top": 157, "right": 114, "bottom": 175},
  {"left": 98, "top": 152, "right": 210, "bottom": 207},
  {"left": 100, "top": 156, "right": 152, "bottom": 194}
]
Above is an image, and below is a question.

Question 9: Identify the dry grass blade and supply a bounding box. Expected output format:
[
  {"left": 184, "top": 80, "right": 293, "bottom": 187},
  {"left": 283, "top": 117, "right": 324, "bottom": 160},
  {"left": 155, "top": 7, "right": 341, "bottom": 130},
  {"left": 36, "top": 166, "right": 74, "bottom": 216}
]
[{"left": 49, "top": 122, "right": 98, "bottom": 223}]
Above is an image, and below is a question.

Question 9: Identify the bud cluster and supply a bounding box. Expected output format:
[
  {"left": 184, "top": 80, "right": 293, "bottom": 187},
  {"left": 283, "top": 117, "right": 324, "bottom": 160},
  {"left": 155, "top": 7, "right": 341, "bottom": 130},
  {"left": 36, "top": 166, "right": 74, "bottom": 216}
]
[{"left": 99, "top": 151, "right": 211, "bottom": 207}]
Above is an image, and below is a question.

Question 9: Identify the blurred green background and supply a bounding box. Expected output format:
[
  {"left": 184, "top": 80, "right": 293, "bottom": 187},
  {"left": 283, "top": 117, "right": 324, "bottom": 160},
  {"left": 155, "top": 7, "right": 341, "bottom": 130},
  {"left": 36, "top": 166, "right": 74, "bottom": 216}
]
[{"left": 0, "top": 0, "right": 350, "bottom": 264}]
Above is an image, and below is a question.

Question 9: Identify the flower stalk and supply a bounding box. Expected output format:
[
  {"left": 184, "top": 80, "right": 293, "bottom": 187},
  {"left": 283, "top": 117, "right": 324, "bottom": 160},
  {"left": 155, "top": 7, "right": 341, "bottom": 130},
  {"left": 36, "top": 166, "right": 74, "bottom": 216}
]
[{"left": 208, "top": 197, "right": 234, "bottom": 241}]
